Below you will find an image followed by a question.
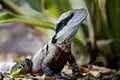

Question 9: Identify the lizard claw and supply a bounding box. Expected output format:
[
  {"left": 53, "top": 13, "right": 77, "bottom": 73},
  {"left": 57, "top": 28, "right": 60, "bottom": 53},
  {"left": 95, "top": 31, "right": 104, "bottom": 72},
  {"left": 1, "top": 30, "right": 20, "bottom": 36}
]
[{"left": 52, "top": 72, "right": 68, "bottom": 80}]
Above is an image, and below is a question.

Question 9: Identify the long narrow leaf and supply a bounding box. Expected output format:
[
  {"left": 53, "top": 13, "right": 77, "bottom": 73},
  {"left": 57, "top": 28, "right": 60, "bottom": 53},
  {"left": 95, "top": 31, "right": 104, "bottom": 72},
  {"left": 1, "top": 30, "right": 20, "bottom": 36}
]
[
  {"left": 0, "top": 13, "right": 55, "bottom": 30},
  {"left": 106, "top": 0, "right": 120, "bottom": 51},
  {"left": 25, "top": 0, "right": 42, "bottom": 11},
  {"left": 0, "top": 0, "right": 22, "bottom": 15}
]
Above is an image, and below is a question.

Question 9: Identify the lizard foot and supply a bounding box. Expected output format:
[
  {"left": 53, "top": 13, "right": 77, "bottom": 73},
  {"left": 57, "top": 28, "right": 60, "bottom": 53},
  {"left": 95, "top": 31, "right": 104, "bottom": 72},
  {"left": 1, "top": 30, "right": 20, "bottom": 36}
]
[{"left": 10, "top": 58, "right": 32, "bottom": 74}]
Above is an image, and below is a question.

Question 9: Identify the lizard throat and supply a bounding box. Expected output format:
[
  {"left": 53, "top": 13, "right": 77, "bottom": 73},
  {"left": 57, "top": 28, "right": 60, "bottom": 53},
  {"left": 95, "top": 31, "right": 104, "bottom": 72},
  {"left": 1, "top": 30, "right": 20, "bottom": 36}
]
[{"left": 56, "top": 43, "right": 71, "bottom": 52}]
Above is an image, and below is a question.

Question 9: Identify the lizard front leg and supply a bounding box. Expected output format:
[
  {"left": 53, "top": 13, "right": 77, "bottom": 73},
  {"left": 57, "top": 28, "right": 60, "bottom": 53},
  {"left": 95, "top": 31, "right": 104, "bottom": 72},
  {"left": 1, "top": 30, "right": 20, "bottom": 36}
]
[
  {"left": 41, "top": 54, "right": 67, "bottom": 79},
  {"left": 68, "top": 53, "right": 81, "bottom": 79},
  {"left": 41, "top": 53, "right": 54, "bottom": 77},
  {"left": 10, "top": 58, "right": 32, "bottom": 74},
  {"left": 41, "top": 45, "right": 68, "bottom": 79}
]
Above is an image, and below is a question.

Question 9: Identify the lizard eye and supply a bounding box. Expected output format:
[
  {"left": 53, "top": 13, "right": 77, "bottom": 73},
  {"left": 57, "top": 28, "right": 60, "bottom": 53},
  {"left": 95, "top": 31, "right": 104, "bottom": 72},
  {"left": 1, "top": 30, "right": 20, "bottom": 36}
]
[
  {"left": 55, "top": 13, "right": 74, "bottom": 32},
  {"left": 24, "top": 58, "right": 30, "bottom": 64},
  {"left": 52, "top": 12, "right": 74, "bottom": 44}
]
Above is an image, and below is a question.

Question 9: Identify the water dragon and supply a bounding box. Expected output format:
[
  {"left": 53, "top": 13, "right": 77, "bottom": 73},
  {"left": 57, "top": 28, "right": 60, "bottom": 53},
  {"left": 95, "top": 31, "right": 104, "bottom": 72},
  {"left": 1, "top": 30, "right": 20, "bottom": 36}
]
[{"left": 0, "top": 8, "right": 87, "bottom": 79}]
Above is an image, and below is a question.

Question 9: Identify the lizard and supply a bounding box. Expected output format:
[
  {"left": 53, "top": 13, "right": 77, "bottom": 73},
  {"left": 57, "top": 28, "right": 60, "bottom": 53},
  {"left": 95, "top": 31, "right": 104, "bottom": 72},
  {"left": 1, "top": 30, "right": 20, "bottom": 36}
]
[{"left": 0, "top": 8, "right": 87, "bottom": 79}]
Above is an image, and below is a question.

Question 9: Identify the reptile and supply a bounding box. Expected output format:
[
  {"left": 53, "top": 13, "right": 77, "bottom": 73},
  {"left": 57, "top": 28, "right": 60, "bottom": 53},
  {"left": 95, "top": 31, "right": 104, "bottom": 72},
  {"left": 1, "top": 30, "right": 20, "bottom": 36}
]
[{"left": 0, "top": 8, "right": 87, "bottom": 79}]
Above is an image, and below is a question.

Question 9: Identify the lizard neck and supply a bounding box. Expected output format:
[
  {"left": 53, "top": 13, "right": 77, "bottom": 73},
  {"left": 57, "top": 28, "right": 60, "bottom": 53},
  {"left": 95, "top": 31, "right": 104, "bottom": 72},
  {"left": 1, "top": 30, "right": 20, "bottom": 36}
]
[{"left": 55, "top": 42, "right": 71, "bottom": 52}]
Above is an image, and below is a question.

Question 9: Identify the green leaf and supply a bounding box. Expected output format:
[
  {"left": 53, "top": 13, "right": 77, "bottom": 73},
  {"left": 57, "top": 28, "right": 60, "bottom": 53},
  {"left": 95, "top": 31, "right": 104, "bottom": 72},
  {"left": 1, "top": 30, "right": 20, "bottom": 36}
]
[
  {"left": 10, "top": 68, "right": 22, "bottom": 76},
  {"left": 0, "top": 13, "right": 15, "bottom": 21},
  {"left": 0, "top": 13, "right": 55, "bottom": 30},
  {"left": 25, "top": 0, "right": 42, "bottom": 11},
  {"left": 73, "top": 37, "right": 85, "bottom": 49},
  {"left": 106, "top": 0, "right": 120, "bottom": 51},
  {"left": 0, "top": 0, "right": 23, "bottom": 15},
  {"left": 44, "top": 0, "right": 60, "bottom": 17},
  {"left": 53, "top": 0, "right": 71, "bottom": 14}
]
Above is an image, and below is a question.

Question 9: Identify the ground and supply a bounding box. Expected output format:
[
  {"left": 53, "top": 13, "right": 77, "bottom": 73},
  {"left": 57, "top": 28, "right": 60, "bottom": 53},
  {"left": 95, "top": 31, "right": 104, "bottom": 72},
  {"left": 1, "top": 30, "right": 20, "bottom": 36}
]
[{"left": 0, "top": 64, "right": 120, "bottom": 80}]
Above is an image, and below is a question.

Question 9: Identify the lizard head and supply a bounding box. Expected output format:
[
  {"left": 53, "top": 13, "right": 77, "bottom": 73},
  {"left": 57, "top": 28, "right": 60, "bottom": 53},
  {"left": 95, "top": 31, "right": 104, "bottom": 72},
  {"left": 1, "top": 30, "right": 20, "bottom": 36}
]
[{"left": 52, "top": 9, "right": 87, "bottom": 44}]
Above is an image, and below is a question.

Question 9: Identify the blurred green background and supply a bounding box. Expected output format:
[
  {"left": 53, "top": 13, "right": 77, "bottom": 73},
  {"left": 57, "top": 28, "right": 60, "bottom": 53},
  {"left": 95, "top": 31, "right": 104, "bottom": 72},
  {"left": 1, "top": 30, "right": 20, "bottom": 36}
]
[{"left": 0, "top": 0, "right": 120, "bottom": 69}]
